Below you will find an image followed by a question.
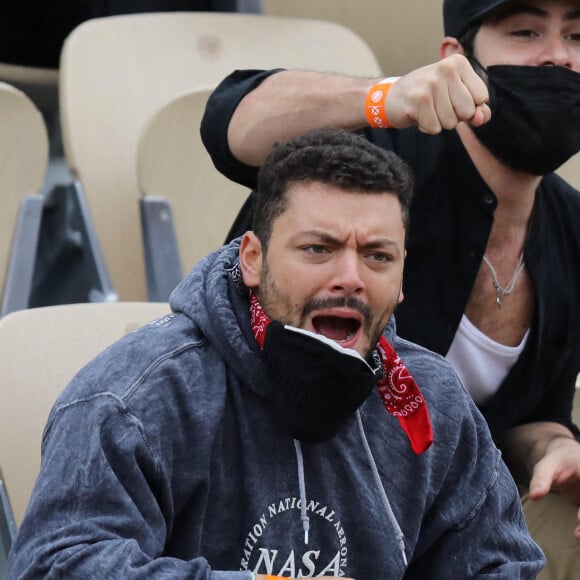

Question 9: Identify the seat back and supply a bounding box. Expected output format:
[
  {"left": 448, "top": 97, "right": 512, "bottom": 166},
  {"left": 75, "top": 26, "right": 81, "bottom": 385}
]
[
  {"left": 0, "top": 82, "right": 49, "bottom": 316},
  {"left": 557, "top": 153, "right": 580, "bottom": 190},
  {"left": 0, "top": 467, "right": 16, "bottom": 579},
  {"left": 0, "top": 301, "right": 170, "bottom": 525},
  {"left": 138, "top": 86, "right": 250, "bottom": 297},
  {"left": 59, "top": 11, "right": 382, "bottom": 301},
  {"left": 0, "top": 63, "right": 59, "bottom": 114},
  {"left": 574, "top": 375, "right": 580, "bottom": 427},
  {"left": 262, "top": 0, "right": 444, "bottom": 74}
]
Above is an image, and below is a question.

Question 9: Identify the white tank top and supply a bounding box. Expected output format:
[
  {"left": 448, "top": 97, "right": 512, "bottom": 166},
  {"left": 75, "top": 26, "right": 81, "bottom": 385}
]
[{"left": 445, "top": 314, "right": 530, "bottom": 406}]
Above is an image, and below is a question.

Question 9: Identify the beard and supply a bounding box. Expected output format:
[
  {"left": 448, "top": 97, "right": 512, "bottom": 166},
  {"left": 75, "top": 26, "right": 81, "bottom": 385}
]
[{"left": 255, "top": 258, "right": 398, "bottom": 360}]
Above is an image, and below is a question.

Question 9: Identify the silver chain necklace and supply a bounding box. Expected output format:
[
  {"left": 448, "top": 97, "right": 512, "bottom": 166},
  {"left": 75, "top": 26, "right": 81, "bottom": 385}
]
[{"left": 482, "top": 253, "right": 525, "bottom": 308}]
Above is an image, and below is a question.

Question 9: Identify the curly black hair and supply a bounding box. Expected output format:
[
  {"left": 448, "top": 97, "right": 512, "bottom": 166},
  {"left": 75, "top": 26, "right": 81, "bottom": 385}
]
[{"left": 253, "top": 128, "right": 414, "bottom": 249}]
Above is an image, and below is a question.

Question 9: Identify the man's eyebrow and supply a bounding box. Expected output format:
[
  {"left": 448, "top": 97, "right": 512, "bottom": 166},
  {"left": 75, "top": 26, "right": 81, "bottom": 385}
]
[
  {"left": 295, "top": 230, "right": 340, "bottom": 244},
  {"left": 294, "top": 231, "right": 399, "bottom": 248},
  {"left": 565, "top": 9, "right": 580, "bottom": 21},
  {"left": 362, "top": 238, "right": 400, "bottom": 249}
]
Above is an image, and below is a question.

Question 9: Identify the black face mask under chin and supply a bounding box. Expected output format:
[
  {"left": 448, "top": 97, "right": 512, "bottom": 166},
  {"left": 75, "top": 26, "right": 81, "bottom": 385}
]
[
  {"left": 262, "top": 321, "right": 381, "bottom": 443},
  {"left": 469, "top": 64, "right": 580, "bottom": 176}
]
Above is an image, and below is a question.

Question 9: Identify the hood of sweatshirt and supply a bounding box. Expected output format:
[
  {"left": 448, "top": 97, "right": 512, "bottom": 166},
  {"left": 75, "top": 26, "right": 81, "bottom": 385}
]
[{"left": 170, "top": 238, "right": 270, "bottom": 397}]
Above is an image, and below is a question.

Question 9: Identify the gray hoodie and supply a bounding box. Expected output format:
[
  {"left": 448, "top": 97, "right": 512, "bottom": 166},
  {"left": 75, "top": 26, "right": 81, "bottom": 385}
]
[{"left": 8, "top": 239, "right": 544, "bottom": 579}]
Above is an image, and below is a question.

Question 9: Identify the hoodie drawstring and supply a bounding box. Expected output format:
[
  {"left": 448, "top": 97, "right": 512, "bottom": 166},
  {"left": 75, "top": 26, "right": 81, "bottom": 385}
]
[
  {"left": 293, "top": 417, "right": 407, "bottom": 568},
  {"left": 293, "top": 439, "right": 310, "bottom": 545},
  {"left": 356, "top": 410, "right": 408, "bottom": 567}
]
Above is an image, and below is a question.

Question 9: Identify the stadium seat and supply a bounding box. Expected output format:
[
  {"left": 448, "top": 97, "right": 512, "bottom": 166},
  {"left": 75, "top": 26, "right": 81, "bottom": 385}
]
[
  {"left": 0, "top": 82, "right": 48, "bottom": 317},
  {"left": 262, "top": 0, "right": 444, "bottom": 75},
  {"left": 557, "top": 154, "right": 580, "bottom": 190},
  {"left": 574, "top": 375, "right": 580, "bottom": 427},
  {"left": 59, "top": 11, "right": 382, "bottom": 301},
  {"left": 0, "top": 301, "right": 170, "bottom": 525},
  {"left": 0, "top": 467, "right": 16, "bottom": 578},
  {"left": 0, "top": 63, "right": 58, "bottom": 115},
  {"left": 138, "top": 86, "right": 250, "bottom": 299}
]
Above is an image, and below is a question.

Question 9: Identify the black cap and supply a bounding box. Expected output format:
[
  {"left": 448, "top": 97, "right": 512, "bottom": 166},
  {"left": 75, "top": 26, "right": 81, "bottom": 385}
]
[{"left": 443, "top": 0, "right": 510, "bottom": 38}]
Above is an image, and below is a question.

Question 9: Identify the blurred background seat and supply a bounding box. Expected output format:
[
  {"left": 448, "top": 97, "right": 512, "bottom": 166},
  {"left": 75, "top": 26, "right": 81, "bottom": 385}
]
[
  {"left": 574, "top": 374, "right": 580, "bottom": 427},
  {"left": 0, "top": 301, "right": 170, "bottom": 527},
  {"left": 138, "top": 86, "right": 250, "bottom": 299},
  {"left": 0, "top": 82, "right": 48, "bottom": 317},
  {"left": 0, "top": 467, "right": 16, "bottom": 580},
  {"left": 0, "top": 64, "right": 58, "bottom": 115},
  {"left": 261, "top": 0, "right": 443, "bottom": 75},
  {"left": 557, "top": 155, "right": 580, "bottom": 190}
]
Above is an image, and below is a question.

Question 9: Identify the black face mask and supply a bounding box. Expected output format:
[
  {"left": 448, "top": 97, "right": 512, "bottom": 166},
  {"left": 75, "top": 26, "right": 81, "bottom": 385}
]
[
  {"left": 470, "top": 64, "right": 580, "bottom": 175},
  {"left": 262, "top": 321, "right": 381, "bottom": 443}
]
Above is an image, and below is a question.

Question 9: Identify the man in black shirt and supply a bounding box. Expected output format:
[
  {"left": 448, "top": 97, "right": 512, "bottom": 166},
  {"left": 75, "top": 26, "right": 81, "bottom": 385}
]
[{"left": 200, "top": 1, "right": 580, "bottom": 577}]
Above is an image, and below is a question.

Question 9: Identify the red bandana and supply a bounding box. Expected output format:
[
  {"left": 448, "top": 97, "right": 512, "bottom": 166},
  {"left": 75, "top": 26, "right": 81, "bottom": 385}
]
[{"left": 249, "top": 294, "right": 433, "bottom": 454}]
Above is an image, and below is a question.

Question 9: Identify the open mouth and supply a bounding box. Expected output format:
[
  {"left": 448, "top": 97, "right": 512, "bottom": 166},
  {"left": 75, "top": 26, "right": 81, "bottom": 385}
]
[{"left": 312, "top": 315, "right": 361, "bottom": 344}]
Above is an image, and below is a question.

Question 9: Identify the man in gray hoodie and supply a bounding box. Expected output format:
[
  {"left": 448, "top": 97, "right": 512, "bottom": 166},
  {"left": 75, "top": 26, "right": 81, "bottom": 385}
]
[{"left": 8, "top": 128, "right": 544, "bottom": 578}]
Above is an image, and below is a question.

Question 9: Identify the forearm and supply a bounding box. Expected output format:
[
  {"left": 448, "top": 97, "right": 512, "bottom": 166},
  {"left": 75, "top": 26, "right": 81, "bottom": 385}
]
[
  {"left": 502, "top": 421, "right": 577, "bottom": 485},
  {"left": 227, "top": 70, "right": 378, "bottom": 167},
  {"left": 221, "top": 54, "right": 490, "bottom": 169}
]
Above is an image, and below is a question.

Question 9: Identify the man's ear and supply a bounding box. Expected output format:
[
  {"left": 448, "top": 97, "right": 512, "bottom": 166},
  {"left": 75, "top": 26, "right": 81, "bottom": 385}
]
[
  {"left": 239, "top": 231, "right": 263, "bottom": 288},
  {"left": 440, "top": 36, "right": 464, "bottom": 60},
  {"left": 398, "top": 249, "right": 406, "bottom": 304}
]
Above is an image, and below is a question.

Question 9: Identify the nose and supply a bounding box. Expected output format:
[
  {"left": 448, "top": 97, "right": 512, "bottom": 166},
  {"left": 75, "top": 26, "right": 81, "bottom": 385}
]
[
  {"left": 330, "top": 251, "right": 365, "bottom": 295},
  {"left": 538, "top": 34, "right": 573, "bottom": 68}
]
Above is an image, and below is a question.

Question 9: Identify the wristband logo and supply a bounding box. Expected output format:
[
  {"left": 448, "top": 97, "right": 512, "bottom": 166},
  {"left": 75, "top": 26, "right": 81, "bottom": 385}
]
[
  {"left": 239, "top": 497, "right": 349, "bottom": 577},
  {"left": 371, "top": 89, "right": 385, "bottom": 103},
  {"left": 366, "top": 81, "right": 396, "bottom": 129},
  {"left": 368, "top": 105, "right": 387, "bottom": 128}
]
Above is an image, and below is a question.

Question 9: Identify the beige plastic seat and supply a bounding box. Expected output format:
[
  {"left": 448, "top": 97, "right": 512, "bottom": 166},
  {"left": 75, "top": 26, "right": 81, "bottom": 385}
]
[
  {"left": 557, "top": 153, "right": 580, "bottom": 190},
  {"left": 0, "top": 301, "right": 170, "bottom": 525},
  {"left": 575, "top": 375, "right": 580, "bottom": 426},
  {"left": 262, "top": 0, "right": 444, "bottom": 75},
  {"left": 138, "top": 86, "right": 251, "bottom": 298},
  {"left": 59, "top": 11, "right": 382, "bottom": 301},
  {"left": 0, "top": 63, "right": 59, "bottom": 115},
  {"left": 0, "top": 81, "right": 49, "bottom": 316},
  {"left": 0, "top": 465, "right": 16, "bottom": 573}
]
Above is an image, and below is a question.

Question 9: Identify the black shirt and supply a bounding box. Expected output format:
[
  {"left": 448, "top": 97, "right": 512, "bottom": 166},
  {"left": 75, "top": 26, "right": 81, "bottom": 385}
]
[{"left": 201, "top": 69, "right": 580, "bottom": 443}]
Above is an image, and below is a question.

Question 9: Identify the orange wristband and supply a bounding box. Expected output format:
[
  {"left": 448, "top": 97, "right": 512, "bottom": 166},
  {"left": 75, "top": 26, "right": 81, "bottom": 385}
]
[{"left": 365, "top": 77, "right": 400, "bottom": 129}]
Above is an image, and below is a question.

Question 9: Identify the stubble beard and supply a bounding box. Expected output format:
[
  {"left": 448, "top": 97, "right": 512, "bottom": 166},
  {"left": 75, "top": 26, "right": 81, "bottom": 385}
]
[{"left": 256, "top": 259, "right": 398, "bottom": 360}]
